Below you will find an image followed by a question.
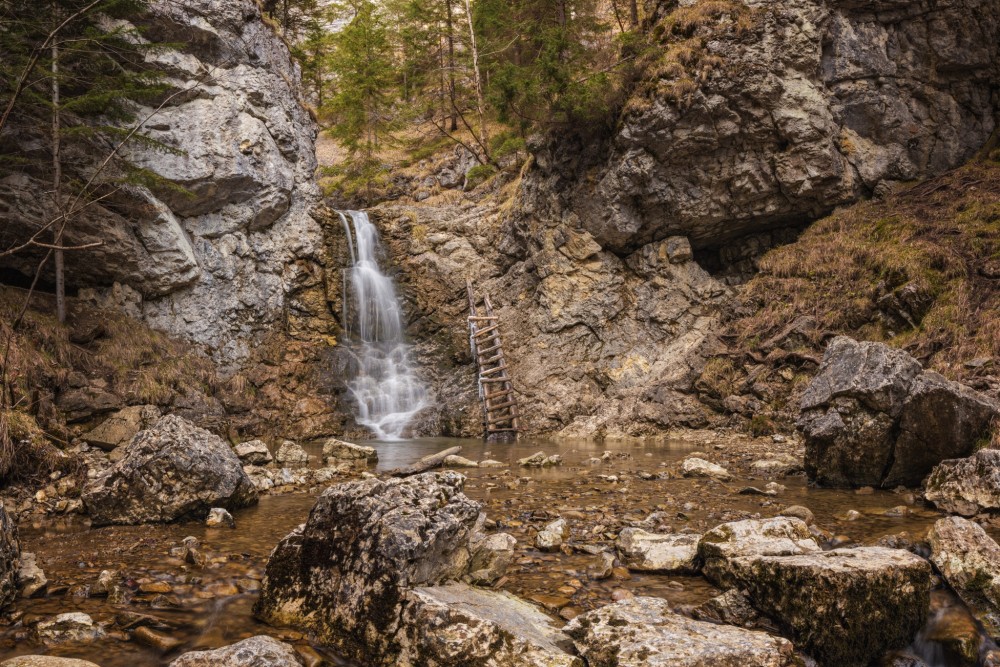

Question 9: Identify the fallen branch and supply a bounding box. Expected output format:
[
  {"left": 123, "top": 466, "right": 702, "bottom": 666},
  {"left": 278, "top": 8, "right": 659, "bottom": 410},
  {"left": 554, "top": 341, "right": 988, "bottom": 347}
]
[{"left": 390, "top": 446, "right": 463, "bottom": 477}]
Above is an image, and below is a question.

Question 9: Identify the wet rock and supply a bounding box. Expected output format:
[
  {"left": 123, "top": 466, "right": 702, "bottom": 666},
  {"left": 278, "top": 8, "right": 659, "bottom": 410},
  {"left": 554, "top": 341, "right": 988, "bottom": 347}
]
[
  {"left": 82, "top": 405, "right": 160, "bottom": 451},
  {"left": 134, "top": 626, "right": 183, "bottom": 653},
  {"left": 565, "top": 596, "right": 797, "bottom": 666},
  {"left": 467, "top": 533, "right": 516, "bottom": 585},
  {"left": 778, "top": 506, "right": 815, "bottom": 526},
  {"left": 0, "top": 501, "right": 19, "bottom": 609},
  {"left": 536, "top": 518, "right": 569, "bottom": 551},
  {"left": 928, "top": 516, "right": 1000, "bottom": 638},
  {"left": 689, "top": 589, "right": 760, "bottom": 628},
  {"left": 321, "top": 438, "right": 377, "bottom": 466},
  {"left": 800, "top": 337, "right": 998, "bottom": 488},
  {"left": 518, "top": 452, "right": 562, "bottom": 467},
  {"left": 681, "top": 457, "right": 732, "bottom": 481},
  {"left": 699, "top": 517, "right": 820, "bottom": 587},
  {"left": 398, "top": 583, "right": 581, "bottom": 667},
  {"left": 479, "top": 459, "right": 506, "bottom": 468},
  {"left": 925, "top": 449, "right": 1000, "bottom": 516},
  {"left": 727, "top": 547, "right": 932, "bottom": 666},
  {"left": 169, "top": 636, "right": 303, "bottom": 666},
  {"left": 443, "top": 455, "right": 479, "bottom": 468},
  {"left": 35, "top": 612, "right": 106, "bottom": 644},
  {"left": 274, "top": 440, "right": 309, "bottom": 466},
  {"left": 616, "top": 528, "right": 700, "bottom": 573},
  {"left": 17, "top": 552, "right": 47, "bottom": 598},
  {"left": 206, "top": 507, "right": 235, "bottom": 529},
  {"left": 234, "top": 440, "right": 272, "bottom": 465},
  {"left": 243, "top": 465, "right": 275, "bottom": 492},
  {"left": 82, "top": 415, "right": 258, "bottom": 525},
  {"left": 254, "top": 472, "right": 483, "bottom": 664},
  {"left": 0, "top": 659, "right": 102, "bottom": 667},
  {"left": 751, "top": 459, "right": 799, "bottom": 476}
]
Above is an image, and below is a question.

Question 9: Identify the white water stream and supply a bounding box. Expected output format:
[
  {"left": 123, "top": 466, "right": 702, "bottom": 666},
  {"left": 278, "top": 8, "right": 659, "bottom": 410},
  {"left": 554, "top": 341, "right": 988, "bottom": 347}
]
[{"left": 338, "top": 210, "right": 427, "bottom": 440}]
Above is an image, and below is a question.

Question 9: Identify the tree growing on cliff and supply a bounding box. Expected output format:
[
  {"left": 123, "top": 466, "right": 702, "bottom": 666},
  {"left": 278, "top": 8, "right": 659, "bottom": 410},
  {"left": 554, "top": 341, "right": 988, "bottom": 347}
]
[{"left": 0, "top": 0, "right": 169, "bottom": 322}]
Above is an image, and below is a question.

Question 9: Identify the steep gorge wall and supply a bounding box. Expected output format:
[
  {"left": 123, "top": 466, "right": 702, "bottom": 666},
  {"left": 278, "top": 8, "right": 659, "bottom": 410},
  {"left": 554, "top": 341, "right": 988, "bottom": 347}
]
[{"left": 379, "top": 0, "right": 1000, "bottom": 438}]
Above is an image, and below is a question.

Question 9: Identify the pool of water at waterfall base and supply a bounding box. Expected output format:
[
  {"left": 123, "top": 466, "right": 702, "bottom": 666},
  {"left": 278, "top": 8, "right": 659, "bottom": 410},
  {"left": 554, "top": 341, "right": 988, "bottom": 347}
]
[{"left": 2, "top": 435, "right": 996, "bottom": 666}]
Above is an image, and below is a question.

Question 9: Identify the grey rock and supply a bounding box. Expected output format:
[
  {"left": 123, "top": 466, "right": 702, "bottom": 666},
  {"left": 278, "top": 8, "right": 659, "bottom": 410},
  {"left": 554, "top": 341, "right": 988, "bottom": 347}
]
[
  {"left": 0, "top": 658, "right": 102, "bottom": 667},
  {"left": 82, "top": 405, "right": 160, "bottom": 452},
  {"left": 800, "top": 337, "right": 998, "bottom": 487},
  {"left": 681, "top": 457, "right": 732, "bottom": 481},
  {"left": 205, "top": 507, "right": 235, "bottom": 529},
  {"left": 0, "top": 502, "right": 19, "bottom": 609},
  {"left": 727, "top": 547, "right": 932, "bottom": 666},
  {"left": 168, "top": 636, "right": 303, "bottom": 667},
  {"left": 689, "top": 589, "right": 761, "bottom": 628},
  {"left": 17, "top": 552, "right": 47, "bottom": 598},
  {"left": 443, "top": 454, "right": 479, "bottom": 468},
  {"left": 616, "top": 528, "right": 701, "bottom": 573},
  {"left": 82, "top": 415, "right": 258, "bottom": 525},
  {"left": 274, "top": 441, "right": 309, "bottom": 466},
  {"left": 234, "top": 440, "right": 273, "bottom": 465},
  {"left": 467, "top": 532, "right": 517, "bottom": 585},
  {"left": 253, "top": 472, "right": 483, "bottom": 665},
  {"left": 321, "top": 438, "right": 377, "bottom": 466},
  {"left": 565, "top": 596, "right": 798, "bottom": 666},
  {"left": 928, "top": 516, "right": 1000, "bottom": 638},
  {"left": 35, "top": 613, "right": 105, "bottom": 644},
  {"left": 699, "top": 517, "right": 820, "bottom": 588},
  {"left": 925, "top": 449, "right": 1000, "bottom": 516},
  {"left": 398, "top": 583, "right": 581, "bottom": 667},
  {"left": 536, "top": 518, "right": 569, "bottom": 552}
]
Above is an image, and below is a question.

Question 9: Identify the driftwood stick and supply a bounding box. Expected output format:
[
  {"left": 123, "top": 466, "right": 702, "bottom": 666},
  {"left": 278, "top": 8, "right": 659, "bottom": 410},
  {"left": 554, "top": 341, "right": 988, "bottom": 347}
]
[{"left": 390, "top": 446, "right": 463, "bottom": 477}]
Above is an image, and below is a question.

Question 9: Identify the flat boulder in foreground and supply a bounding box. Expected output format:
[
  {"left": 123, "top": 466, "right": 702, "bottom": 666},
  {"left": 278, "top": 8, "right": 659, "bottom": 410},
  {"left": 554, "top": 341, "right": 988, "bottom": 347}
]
[
  {"left": 727, "top": 547, "right": 931, "bottom": 666},
  {"left": 564, "top": 596, "right": 798, "bottom": 667},
  {"left": 82, "top": 415, "right": 257, "bottom": 525}
]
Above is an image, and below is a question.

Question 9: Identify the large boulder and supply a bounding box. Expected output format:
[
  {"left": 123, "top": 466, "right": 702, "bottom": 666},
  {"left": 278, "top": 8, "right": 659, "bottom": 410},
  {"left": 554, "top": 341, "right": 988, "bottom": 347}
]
[
  {"left": 799, "top": 337, "right": 998, "bottom": 487},
  {"left": 698, "top": 517, "right": 820, "bottom": 588},
  {"left": 0, "top": 501, "right": 20, "bottom": 609},
  {"left": 81, "top": 415, "right": 258, "bottom": 525},
  {"left": 726, "top": 547, "right": 932, "bottom": 666},
  {"left": 398, "top": 584, "right": 581, "bottom": 667},
  {"left": 254, "top": 472, "right": 486, "bottom": 665},
  {"left": 81, "top": 404, "right": 160, "bottom": 451},
  {"left": 168, "top": 636, "right": 303, "bottom": 667},
  {"left": 564, "top": 596, "right": 798, "bottom": 667},
  {"left": 925, "top": 449, "right": 1000, "bottom": 516},
  {"left": 928, "top": 516, "right": 1000, "bottom": 639}
]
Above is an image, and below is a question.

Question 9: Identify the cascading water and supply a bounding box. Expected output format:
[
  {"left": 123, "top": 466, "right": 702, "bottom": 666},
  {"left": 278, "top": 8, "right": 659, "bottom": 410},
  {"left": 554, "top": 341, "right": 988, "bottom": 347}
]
[{"left": 338, "top": 210, "right": 428, "bottom": 440}]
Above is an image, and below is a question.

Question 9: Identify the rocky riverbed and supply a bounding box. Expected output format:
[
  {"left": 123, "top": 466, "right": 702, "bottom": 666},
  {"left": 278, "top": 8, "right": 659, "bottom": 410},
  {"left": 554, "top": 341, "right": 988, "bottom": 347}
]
[{"left": 1, "top": 431, "right": 997, "bottom": 666}]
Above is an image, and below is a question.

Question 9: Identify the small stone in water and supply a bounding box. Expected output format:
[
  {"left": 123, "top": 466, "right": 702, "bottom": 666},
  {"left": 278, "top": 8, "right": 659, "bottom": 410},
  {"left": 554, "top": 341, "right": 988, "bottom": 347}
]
[
  {"left": 133, "top": 626, "right": 182, "bottom": 653},
  {"left": 206, "top": 507, "right": 235, "bottom": 528},
  {"left": 611, "top": 588, "right": 633, "bottom": 601}
]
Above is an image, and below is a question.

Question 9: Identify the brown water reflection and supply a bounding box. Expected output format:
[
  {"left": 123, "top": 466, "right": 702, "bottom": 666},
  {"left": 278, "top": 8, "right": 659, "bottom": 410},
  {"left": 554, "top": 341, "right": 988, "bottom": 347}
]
[{"left": 1, "top": 435, "right": 991, "bottom": 666}]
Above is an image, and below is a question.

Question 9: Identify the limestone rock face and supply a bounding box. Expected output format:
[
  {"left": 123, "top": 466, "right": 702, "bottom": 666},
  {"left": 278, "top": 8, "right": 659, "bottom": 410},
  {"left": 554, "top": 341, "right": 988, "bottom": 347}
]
[
  {"left": 168, "top": 636, "right": 304, "bottom": 667},
  {"left": 799, "top": 337, "right": 998, "bottom": 487},
  {"left": 726, "top": 547, "right": 932, "bottom": 666},
  {"left": 699, "top": 517, "right": 820, "bottom": 587},
  {"left": 534, "top": 0, "right": 1000, "bottom": 252},
  {"left": 0, "top": 502, "right": 20, "bottom": 610},
  {"left": 925, "top": 449, "right": 1000, "bottom": 516},
  {"left": 253, "top": 472, "right": 484, "bottom": 664},
  {"left": 0, "top": 0, "right": 325, "bottom": 366},
  {"left": 928, "top": 516, "right": 1000, "bottom": 639},
  {"left": 81, "top": 415, "right": 258, "bottom": 525},
  {"left": 564, "top": 596, "right": 798, "bottom": 667}
]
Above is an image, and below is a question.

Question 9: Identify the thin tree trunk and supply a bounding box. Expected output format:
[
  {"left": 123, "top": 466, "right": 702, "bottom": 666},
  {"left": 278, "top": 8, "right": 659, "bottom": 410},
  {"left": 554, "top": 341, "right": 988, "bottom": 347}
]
[
  {"left": 52, "top": 39, "right": 65, "bottom": 325},
  {"left": 446, "top": 0, "right": 457, "bottom": 132},
  {"left": 629, "top": 0, "right": 638, "bottom": 28},
  {"left": 462, "top": 0, "right": 490, "bottom": 161}
]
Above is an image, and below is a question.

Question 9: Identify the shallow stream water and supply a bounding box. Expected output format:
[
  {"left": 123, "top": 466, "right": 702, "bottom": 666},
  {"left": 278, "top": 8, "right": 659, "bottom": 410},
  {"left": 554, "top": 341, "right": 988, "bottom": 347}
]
[{"left": 1, "top": 436, "right": 995, "bottom": 666}]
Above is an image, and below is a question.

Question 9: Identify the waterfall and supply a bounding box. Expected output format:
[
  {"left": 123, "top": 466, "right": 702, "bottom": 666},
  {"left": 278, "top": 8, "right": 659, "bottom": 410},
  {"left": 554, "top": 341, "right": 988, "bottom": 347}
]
[{"left": 338, "top": 210, "right": 427, "bottom": 440}]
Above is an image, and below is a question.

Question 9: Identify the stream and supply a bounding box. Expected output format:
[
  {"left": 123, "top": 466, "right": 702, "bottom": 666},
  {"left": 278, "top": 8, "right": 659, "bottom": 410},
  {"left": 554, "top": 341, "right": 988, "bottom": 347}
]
[{"left": 1, "top": 435, "right": 995, "bottom": 665}]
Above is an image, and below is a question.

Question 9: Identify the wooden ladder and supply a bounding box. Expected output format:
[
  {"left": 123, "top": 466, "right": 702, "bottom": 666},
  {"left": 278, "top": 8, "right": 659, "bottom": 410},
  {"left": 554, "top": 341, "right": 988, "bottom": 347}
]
[{"left": 467, "top": 279, "right": 520, "bottom": 441}]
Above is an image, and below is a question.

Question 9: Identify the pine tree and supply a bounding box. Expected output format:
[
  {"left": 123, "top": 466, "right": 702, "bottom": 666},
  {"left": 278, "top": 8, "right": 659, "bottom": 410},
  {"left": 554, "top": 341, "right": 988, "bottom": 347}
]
[{"left": 0, "top": 0, "right": 168, "bottom": 322}]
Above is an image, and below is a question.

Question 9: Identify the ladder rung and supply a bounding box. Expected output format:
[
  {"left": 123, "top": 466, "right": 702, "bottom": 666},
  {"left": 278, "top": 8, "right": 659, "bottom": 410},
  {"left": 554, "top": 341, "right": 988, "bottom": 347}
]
[
  {"left": 479, "top": 353, "right": 504, "bottom": 365},
  {"left": 480, "top": 378, "right": 511, "bottom": 383},
  {"left": 481, "top": 364, "right": 507, "bottom": 376},
  {"left": 486, "top": 399, "right": 518, "bottom": 411},
  {"left": 468, "top": 316, "right": 497, "bottom": 321},
  {"left": 484, "top": 389, "right": 514, "bottom": 401},
  {"left": 474, "top": 325, "right": 500, "bottom": 337},
  {"left": 487, "top": 427, "right": 519, "bottom": 432},
  {"left": 477, "top": 342, "right": 503, "bottom": 356}
]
